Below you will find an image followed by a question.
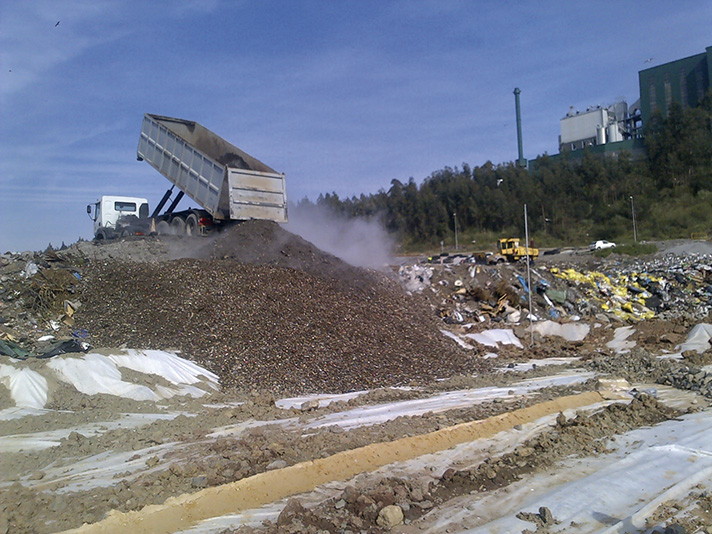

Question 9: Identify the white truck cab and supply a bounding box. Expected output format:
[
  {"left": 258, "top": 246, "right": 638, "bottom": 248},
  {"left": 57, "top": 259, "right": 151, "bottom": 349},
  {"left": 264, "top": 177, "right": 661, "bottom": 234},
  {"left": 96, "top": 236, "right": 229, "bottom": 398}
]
[{"left": 87, "top": 195, "right": 149, "bottom": 239}]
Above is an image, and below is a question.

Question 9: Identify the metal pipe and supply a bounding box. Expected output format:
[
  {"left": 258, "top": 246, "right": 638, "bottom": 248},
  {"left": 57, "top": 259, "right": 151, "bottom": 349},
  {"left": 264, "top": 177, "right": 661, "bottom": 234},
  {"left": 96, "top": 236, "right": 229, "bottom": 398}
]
[{"left": 514, "top": 88, "right": 526, "bottom": 168}]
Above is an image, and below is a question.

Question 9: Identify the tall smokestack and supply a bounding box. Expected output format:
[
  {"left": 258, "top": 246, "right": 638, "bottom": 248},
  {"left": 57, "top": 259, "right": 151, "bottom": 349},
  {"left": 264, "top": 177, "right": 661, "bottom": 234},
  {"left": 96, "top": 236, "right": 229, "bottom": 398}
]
[{"left": 513, "top": 87, "right": 527, "bottom": 168}]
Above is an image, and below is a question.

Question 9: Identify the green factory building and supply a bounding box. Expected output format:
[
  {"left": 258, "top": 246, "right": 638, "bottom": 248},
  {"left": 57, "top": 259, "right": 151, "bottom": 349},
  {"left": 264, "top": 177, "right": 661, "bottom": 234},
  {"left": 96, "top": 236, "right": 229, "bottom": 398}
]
[{"left": 639, "top": 45, "right": 712, "bottom": 126}]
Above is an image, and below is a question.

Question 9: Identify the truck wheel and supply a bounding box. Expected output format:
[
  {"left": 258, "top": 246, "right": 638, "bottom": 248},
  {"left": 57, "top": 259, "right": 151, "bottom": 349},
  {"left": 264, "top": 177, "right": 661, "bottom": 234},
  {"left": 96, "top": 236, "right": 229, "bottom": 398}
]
[
  {"left": 96, "top": 230, "right": 106, "bottom": 240},
  {"left": 156, "top": 221, "right": 171, "bottom": 235},
  {"left": 185, "top": 214, "right": 199, "bottom": 237},
  {"left": 171, "top": 217, "right": 186, "bottom": 235}
]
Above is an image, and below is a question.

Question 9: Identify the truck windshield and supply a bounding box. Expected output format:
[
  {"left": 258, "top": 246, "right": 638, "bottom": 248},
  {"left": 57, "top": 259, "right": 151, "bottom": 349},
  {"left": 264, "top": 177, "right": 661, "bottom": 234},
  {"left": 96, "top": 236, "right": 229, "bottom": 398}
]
[{"left": 114, "top": 202, "right": 137, "bottom": 212}]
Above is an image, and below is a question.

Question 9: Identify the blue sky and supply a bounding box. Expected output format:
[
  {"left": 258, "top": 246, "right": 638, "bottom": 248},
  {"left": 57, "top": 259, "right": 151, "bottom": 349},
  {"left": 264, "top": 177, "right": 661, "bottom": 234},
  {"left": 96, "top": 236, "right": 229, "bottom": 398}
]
[{"left": 1, "top": 1, "right": 710, "bottom": 252}]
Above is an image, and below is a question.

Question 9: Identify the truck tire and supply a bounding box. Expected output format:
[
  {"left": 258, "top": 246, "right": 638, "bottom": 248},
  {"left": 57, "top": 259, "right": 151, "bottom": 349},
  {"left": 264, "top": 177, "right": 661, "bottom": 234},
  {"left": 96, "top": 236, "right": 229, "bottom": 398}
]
[
  {"left": 96, "top": 230, "right": 107, "bottom": 240},
  {"left": 171, "top": 217, "right": 186, "bottom": 235},
  {"left": 185, "top": 214, "right": 199, "bottom": 237},
  {"left": 156, "top": 220, "right": 171, "bottom": 235}
]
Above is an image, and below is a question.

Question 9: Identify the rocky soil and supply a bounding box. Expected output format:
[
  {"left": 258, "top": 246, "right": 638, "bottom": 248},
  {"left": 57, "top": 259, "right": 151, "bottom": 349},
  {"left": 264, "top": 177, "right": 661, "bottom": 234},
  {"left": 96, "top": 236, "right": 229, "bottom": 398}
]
[{"left": 1, "top": 227, "right": 712, "bottom": 533}]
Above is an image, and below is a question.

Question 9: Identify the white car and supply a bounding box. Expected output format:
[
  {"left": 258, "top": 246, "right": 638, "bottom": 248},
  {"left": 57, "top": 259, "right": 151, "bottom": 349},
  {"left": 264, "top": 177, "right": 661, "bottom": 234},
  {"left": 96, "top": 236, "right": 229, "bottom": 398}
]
[{"left": 590, "top": 240, "right": 616, "bottom": 251}]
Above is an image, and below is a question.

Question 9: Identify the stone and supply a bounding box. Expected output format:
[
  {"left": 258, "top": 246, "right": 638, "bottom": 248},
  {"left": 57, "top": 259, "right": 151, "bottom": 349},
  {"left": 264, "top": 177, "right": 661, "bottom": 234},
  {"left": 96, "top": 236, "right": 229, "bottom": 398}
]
[
  {"left": 664, "top": 525, "right": 686, "bottom": 534},
  {"left": 266, "top": 459, "right": 287, "bottom": 470},
  {"left": 277, "top": 499, "right": 306, "bottom": 526},
  {"left": 300, "top": 399, "right": 320, "bottom": 411},
  {"left": 376, "top": 504, "right": 404, "bottom": 528},
  {"left": 539, "top": 506, "right": 555, "bottom": 525},
  {"left": 190, "top": 475, "right": 207, "bottom": 488}
]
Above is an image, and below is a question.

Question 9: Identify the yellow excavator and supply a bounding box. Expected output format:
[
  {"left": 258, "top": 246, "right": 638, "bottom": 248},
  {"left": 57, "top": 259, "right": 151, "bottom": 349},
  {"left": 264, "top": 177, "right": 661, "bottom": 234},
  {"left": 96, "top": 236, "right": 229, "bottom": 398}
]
[{"left": 496, "top": 238, "right": 539, "bottom": 262}]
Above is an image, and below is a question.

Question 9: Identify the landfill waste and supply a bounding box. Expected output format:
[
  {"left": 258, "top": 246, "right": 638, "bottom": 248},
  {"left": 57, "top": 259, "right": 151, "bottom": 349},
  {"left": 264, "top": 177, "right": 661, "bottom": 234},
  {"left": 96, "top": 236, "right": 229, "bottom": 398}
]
[
  {"left": 1, "top": 248, "right": 85, "bottom": 356},
  {"left": 0, "top": 337, "right": 89, "bottom": 360},
  {"left": 398, "top": 251, "right": 712, "bottom": 329},
  {"left": 37, "top": 338, "right": 91, "bottom": 359},
  {"left": 0, "top": 337, "right": 33, "bottom": 359}
]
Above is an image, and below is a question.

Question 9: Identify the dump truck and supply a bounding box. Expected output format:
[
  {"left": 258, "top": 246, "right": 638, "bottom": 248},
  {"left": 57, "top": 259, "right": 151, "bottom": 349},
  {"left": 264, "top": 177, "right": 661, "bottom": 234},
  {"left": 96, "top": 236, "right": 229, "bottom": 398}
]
[
  {"left": 87, "top": 114, "right": 288, "bottom": 239},
  {"left": 496, "top": 238, "right": 538, "bottom": 262}
]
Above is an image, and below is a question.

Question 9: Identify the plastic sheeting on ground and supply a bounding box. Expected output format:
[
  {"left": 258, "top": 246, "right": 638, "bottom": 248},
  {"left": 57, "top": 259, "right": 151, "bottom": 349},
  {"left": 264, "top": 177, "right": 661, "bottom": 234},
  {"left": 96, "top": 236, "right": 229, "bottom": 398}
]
[
  {"left": 674, "top": 323, "right": 712, "bottom": 355},
  {"left": 47, "top": 351, "right": 218, "bottom": 402},
  {"left": 0, "top": 349, "right": 220, "bottom": 409},
  {"left": 303, "top": 372, "right": 594, "bottom": 430},
  {"left": 47, "top": 354, "right": 164, "bottom": 401},
  {"left": 440, "top": 329, "right": 475, "bottom": 350},
  {"left": 458, "top": 409, "right": 712, "bottom": 534},
  {"left": 606, "top": 326, "right": 636, "bottom": 354},
  {"left": 658, "top": 322, "right": 712, "bottom": 359},
  {"left": 464, "top": 329, "right": 524, "bottom": 348},
  {"left": 0, "top": 363, "right": 48, "bottom": 409},
  {"left": 533, "top": 320, "right": 590, "bottom": 341}
]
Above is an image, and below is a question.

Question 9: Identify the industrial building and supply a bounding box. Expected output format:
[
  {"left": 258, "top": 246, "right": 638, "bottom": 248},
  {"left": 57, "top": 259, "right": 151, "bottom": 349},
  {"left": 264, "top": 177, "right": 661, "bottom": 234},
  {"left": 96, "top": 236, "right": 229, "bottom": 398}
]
[
  {"left": 559, "top": 101, "right": 637, "bottom": 153},
  {"left": 555, "top": 45, "right": 710, "bottom": 160},
  {"left": 639, "top": 45, "right": 711, "bottom": 125}
]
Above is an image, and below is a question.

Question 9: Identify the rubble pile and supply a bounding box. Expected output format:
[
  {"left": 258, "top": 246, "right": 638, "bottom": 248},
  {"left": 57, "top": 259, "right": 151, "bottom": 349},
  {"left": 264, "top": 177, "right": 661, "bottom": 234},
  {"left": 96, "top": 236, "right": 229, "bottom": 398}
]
[
  {"left": 399, "top": 252, "right": 712, "bottom": 328},
  {"left": 69, "top": 224, "right": 488, "bottom": 394},
  {"left": 662, "top": 364, "right": 712, "bottom": 398}
]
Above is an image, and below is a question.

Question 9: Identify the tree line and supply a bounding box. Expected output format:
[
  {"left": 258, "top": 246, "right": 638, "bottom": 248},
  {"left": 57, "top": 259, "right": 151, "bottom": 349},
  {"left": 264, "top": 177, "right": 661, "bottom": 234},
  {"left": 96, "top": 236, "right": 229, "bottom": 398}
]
[{"left": 295, "top": 91, "right": 712, "bottom": 248}]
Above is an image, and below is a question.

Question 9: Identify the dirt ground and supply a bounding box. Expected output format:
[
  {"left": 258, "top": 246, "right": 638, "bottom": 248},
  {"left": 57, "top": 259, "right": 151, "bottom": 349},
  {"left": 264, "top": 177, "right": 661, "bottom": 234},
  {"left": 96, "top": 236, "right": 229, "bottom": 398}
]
[{"left": 1, "top": 227, "right": 712, "bottom": 533}]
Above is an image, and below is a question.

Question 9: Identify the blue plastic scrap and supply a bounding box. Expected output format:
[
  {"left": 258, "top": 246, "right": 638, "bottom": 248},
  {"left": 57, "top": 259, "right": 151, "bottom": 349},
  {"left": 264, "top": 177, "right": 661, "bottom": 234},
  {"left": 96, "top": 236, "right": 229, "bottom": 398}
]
[{"left": 516, "top": 274, "right": 530, "bottom": 294}]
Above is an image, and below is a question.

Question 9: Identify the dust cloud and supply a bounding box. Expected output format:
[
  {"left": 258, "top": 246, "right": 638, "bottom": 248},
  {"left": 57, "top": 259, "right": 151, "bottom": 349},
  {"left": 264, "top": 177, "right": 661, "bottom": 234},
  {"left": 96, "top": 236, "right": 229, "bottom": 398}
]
[{"left": 285, "top": 204, "right": 395, "bottom": 270}]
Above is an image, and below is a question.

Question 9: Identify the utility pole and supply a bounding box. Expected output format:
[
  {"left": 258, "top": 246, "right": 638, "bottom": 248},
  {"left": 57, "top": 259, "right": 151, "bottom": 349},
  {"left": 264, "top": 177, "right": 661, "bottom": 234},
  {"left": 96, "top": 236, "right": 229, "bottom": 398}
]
[
  {"left": 524, "top": 204, "right": 533, "bottom": 346},
  {"left": 630, "top": 196, "right": 637, "bottom": 243},
  {"left": 453, "top": 212, "right": 459, "bottom": 250}
]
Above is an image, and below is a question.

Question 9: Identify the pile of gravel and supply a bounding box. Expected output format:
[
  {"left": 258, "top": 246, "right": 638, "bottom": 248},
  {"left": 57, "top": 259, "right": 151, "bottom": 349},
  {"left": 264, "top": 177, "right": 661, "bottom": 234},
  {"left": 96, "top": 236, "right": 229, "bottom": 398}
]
[{"left": 75, "top": 223, "right": 484, "bottom": 394}]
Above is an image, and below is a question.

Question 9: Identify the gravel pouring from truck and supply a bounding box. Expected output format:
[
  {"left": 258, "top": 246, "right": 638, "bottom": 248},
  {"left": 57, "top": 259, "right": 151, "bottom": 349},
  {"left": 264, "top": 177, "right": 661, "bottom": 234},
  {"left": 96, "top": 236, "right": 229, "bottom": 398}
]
[{"left": 89, "top": 114, "right": 288, "bottom": 239}]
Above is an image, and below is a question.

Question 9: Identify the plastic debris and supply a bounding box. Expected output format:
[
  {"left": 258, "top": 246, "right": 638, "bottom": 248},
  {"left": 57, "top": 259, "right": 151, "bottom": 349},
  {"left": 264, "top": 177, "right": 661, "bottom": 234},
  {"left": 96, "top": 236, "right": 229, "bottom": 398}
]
[{"left": 37, "top": 339, "right": 91, "bottom": 359}]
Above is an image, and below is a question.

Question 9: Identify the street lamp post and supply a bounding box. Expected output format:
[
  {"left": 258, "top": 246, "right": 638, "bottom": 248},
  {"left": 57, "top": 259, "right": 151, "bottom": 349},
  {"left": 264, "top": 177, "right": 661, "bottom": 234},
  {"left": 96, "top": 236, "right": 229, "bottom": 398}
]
[
  {"left": 453, "top": 212, "right": 459, "bottom": 250},
  {"left": 630, "top": 196, "right": 637, "bottom": 243}
]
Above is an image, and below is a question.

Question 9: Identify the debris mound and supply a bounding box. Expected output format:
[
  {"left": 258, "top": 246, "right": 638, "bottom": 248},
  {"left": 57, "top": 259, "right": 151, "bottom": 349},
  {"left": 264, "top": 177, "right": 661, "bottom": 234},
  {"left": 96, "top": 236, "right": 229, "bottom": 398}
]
[{"left": 76, "top": 225, "right": 483, "bottom": 393}]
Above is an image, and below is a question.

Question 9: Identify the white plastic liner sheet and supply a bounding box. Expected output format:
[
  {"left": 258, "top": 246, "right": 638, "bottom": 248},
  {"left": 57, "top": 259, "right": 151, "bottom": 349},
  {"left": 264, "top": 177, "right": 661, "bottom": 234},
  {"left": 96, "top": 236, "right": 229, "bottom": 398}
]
[
  {"left": 668, "top": 322, "right": 712, "bottom": 357},
  {"left": 464, "top": 329, "right": 524, "bottom": 348},
  {"left": 440, "top": 329, "right": 475, "bottom": 349},
  {"left": 606, "top": 326, "right": 636, "bottom": 354},
  {"left": 107, "top": 349, "right": 219, "bottom": 388},
  {"left": 48, "top": 353, "right": 160, "bottom": 401},
  {"left": 0, "top": 363, "right": 48, "bottom": 409},
  {"left": 302, "top": 372, "right": 594, "bottom": 430},
  {"left": 47, "top": 351, "right": 218, "bottom": 402},
  {"left": 458, "top": 410, "right": 712, "bottom": 533},
  {"left": 533, "top": 320, "right": 590, "bottom": 341}
]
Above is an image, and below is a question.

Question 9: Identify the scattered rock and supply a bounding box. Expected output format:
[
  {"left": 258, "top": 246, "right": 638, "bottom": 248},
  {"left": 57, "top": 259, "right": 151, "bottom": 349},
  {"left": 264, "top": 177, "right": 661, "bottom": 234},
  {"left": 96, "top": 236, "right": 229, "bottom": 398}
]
[
  {"left": 376, "top": 504, "right": 404, "bottom": 528},
  {"left": 191, "top": 475, "right": 207, "bottom": 488},
  {"left": 266, "top": 459, "right": 287, "bottom": 471}
]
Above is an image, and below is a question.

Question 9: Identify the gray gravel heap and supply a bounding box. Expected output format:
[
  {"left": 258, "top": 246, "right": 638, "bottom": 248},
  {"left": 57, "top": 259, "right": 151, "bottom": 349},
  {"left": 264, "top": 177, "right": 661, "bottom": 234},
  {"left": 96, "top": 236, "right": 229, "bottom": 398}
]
[{"left": 75, "top": 222, "right": 485, "bottom": 394}]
